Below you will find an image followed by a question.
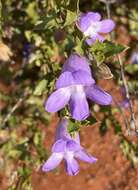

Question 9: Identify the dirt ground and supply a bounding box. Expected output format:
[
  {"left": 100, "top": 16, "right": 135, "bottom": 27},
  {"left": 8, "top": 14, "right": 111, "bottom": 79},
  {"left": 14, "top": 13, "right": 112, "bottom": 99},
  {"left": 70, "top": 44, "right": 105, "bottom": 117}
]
[{"left": 32, "top": 116, "right": 138, "bottom": 190}]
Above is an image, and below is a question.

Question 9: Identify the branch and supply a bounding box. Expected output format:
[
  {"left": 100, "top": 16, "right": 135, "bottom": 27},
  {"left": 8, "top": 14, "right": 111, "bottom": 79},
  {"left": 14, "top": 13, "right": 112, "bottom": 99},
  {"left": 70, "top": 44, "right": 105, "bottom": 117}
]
[
  {"left": 118, "top": 54, "right": 137, "bottom": 134},
  {"left": 1, "top": 90, "right": 29, "bottom": 128}
]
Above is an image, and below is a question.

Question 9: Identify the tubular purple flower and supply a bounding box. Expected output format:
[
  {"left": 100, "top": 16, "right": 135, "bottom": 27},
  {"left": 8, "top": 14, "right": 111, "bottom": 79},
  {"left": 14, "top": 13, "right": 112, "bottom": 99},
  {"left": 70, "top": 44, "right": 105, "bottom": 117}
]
[
  {"left": 45, "top": 54, "right": 112, "bottom": 121},
  {"left": 42, "top": 118, "right": 97, "bottom": 176},
  {"left": 76, "top": 12, "right": 115, "bottom": 45}
]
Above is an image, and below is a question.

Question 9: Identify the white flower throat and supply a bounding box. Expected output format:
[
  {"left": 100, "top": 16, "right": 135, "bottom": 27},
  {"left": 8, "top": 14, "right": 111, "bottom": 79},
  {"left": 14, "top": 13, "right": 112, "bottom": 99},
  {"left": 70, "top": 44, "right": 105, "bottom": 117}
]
[
  {"left": 70, "top": 85, "right": 84, "bottom": 93},
  {"left": 84, "top": 22, "right": 100, "bottom": 37}
]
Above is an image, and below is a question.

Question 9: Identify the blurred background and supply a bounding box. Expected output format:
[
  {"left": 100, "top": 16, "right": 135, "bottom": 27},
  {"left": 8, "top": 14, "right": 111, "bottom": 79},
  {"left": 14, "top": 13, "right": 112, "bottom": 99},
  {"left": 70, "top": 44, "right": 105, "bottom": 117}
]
[{"left": 0, "top": 0, "right": 138, "bottom": 189}]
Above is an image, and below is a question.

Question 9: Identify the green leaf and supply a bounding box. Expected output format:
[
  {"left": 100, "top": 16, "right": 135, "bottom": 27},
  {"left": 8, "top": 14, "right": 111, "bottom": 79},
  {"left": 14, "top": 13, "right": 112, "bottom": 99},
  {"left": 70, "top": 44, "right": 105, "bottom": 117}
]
[
  {"left": 99, "top": 119, "right": 108, "bottom": 136},
  {"left": 125, "top": 64, "right": 138, "bottom": 74},
  {"left": 68, "top": 120, "right": 80, "bottom": 133},
  {"left": 81, "top": 116, "right": 97, "bottom": 126},
  {"left": 67, "top": 0, "right": 79, "bottom": 12},
  {"left": 27, "top": 96, "right": 43, "bottom": 106},
  {"left": 34, "top": 79, "right": 47, "bottom": 96},
  {"left": 128, "top": 80, "right": 138, "bottom": 94},
  {"left": 103, "top": 41, "right": 127, "bottom": 57},
  {"left": 73, "top": 37, "right": 84, "bottom": 55},
  {"left": 35, "top": 15, "right": 56, "bottom": 30},
  {"left": 26, "top": 2, "right": 39, "bottom": 23},
  {"left": 90, "top": 40, "right": 127, "bottom": 65},
  {"left": 64, "top": 10, "right": 77, "bottom": 26}
]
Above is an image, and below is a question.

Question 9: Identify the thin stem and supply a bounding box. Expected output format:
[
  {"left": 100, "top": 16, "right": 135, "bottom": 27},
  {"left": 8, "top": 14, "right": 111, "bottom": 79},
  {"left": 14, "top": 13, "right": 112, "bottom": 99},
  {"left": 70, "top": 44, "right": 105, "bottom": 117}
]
[
  {"left": 104, "top": 0, "right": 137, "bottom": 133},
  {"left": 104, "top": 0, "right": 114, "bottom": 40},
  {"left": 105, "top": 0, "right": 111, "bottom": 19},
  {"left": 1, "top": 98, "right": 23, "bottom": 127},
  {"left": 77, "top": 0, "right": 80, "bottom": 15},
  {"left": 113, "top": 97, "right": 129, "bottom": 130},
  {"left": 1, "top": 91, "right": 29, "bottom": 128},
  {"left": 118, "top": 55, "right": 137, "bottom": 133}
]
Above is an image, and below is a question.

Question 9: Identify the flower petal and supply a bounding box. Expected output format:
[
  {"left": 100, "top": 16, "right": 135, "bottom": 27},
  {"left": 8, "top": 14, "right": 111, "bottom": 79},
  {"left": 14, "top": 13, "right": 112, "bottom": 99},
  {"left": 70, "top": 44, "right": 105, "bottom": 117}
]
[
  {"left": 66, "top": 140, "right": 80, "bottom": 151},
  {"left": 119, "top": 98, "right": 129, "bottom": 108},
  {"left": 72, "top": 70, "right": 95, "bottom": 85},
  {"left": 52, "top": 139, "right": 66, "bottom": 153},
  {"left": 96, "top": 34, "right": 105, "bottom": 42},
  {"left": 62, "top": 54, "right": 91, "bottom": 75},
  {"left": 75, "top": 149, "right": 97, "bottom": 163},
  {"left": 85, "top": 84, "right": 112, "bottom": 105},
  {"left": 98, "top": 19, "right": 115, "bottom": 33},
  {"left": 86, "top": 34, "right": 105, "bottom": 45},
  {"left": 65, "top": 158, "right": 79, "bottom": 176},
  {"left": 77, "top": 12, "right": 101, "bottom": 32},
  {"left": 55, "top": 119, "right": 80, "bottom": 143},
  {"left": 42, "top": 153, "right": 63, "bottom": 172},
  {"left": 56, "top": 71, "right": 74, "bottom": 89},
  {"left": 45, "top": 88, "right": 71, "bottom": 112},
  {"left": 55, "top": 118, "right": 71, "bottom": 140},
  {"left": 69, "top": 91, "right": 89, "bottom": 121},
  {"left": 86, "top": 37, "right": 97, "bottom": 45}
]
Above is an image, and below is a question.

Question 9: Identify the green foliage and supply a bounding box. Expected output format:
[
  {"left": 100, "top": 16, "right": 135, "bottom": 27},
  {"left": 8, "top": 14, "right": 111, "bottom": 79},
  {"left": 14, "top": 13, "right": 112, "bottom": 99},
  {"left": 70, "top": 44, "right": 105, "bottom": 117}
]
[
  {"left": 34, "top": 79, "right": 47, "bottom": 96},
  {"left": 35, "top": 14, "right": 57, "bottom": 30},
  {"left": 125, "top": 64, "right": 138, "bottom": 74},
  {"left": 64, "top": 10, "right": 77, "bottom": 26},
  {"left": 80, "top": 117, "right": 97, "bottom": 126},
  {"left": 26, "top": 1, "right": 39, "bottom": 23},
  {"left": 121, "top": 138, "right": 138, "bottom": 167},
  {"left": 90, "top": 40, "right": 126, "bottom": 65},
  {"left": 68, "top": 120, "right": 80, "bottom": 134},
  {"left": 73, "top": 36, "right": 84, "bottom": 55},
  {"left": 0, "top": 0, "right": 138, "bottom": 188},
  {"left": 99, "top": 119, "right": 108, "bottom": 136}
]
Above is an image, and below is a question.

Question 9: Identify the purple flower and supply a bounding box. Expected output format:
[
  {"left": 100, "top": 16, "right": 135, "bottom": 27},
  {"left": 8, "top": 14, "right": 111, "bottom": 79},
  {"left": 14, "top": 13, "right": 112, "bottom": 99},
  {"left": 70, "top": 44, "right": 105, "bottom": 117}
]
[
  {"left": 119, "top": 98, "right": 129, "bottom": 108},
  {"left": 119, "top": 86, "right": 129, "bottom": 108},
  {"left": 45, "top": 54, "right": 112, "bottom": 121},
  {"left": 131, "top": 52, "right": 138, "bottom": 64},
  {"left": 76, "top": 12, "right": 115, "bottom": 45},
  {"left": 23, "top": 43, "right": 31, "bottom": 58},
  {"left": 42, "top": 118, "right": 97, "bottom": 176}
]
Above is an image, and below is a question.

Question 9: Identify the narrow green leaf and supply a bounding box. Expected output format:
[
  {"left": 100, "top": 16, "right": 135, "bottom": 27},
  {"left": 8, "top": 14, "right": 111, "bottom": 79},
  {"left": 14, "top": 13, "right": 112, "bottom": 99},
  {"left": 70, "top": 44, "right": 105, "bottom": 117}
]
[
  {"left": 35, "top": 15, "right": 56, "bottom": 30},
  {"left": 73, "top": 37, "right": 84, "bottom": 55},
  {"left": 90, "top": 41, "right": 127, "bottom": 65},
  {"left": 67, "top": 0, "right": 79, "bottom": 12},
  {"left": 64, "top": 10, "right": 77, "bottom": 26},
  {"left": 125, "top": 64, "right": 138, "bottom": 74},
  {"left": 34, "top": 79, "right": 47, "bottom": 96}
]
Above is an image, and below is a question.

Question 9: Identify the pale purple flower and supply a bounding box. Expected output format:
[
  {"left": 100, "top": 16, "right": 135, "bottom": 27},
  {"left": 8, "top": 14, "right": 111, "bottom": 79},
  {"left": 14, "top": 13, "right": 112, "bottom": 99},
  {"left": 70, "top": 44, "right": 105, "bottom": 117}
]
[
  {"left": 119, "top": 86, "right": 129, "bottom": 108},
  {"left": 131, "top": 52, "right": 138, "bottom": 64},
  {"left": 119, "top": 98, "right": 129, "bottom": 108},
  {"left": 42, "top": 118, "right": 97, "bottom": 176},
  {"left": 45, "top": 54, "right": 112, "bottom": 121},
  {"left": 76, "top": 12, "right": 115, "bottom": 45},
  {"left": 23, "top": 43, "right": 31, "bottom": 58}
]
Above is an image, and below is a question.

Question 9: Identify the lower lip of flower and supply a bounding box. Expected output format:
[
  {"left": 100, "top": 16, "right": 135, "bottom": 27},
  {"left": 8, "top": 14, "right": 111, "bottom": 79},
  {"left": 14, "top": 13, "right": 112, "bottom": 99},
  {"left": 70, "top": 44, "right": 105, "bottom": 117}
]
[{"left": 64, "top": 151, "right": 74, "bottom": 160}]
